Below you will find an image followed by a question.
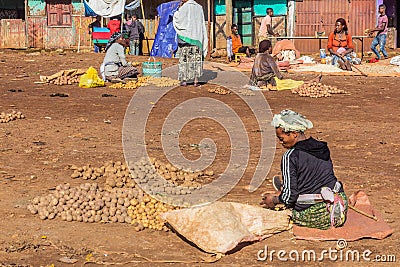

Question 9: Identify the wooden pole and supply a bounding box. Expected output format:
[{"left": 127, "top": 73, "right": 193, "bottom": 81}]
[
  {"left": 207, "top": 0, "right": 211, "bottom": 57},
  {"left": 78, "top": 0, "right": 83, "bottom": 53},
  {"left": 225, "top": 0, "right": 232, "bottom": 41},
  {"left": 24, "top": 0, "right": 28, "bottom": 48}
]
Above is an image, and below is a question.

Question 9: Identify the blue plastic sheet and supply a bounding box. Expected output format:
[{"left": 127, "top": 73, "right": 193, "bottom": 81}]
[
  {"left": 150, "top": 1, "right": 180, "bottom": 58},
  {"left": 84, "top": 0, "right": 97, "bottom": 17},
  {"left": 125, "top": 0, "right": 141, "bottom": 11}
]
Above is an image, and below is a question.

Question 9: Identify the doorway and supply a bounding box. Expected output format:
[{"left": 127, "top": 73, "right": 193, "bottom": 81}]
[{"left": 233, "top": 0, "right": 253, "bottom": 46}]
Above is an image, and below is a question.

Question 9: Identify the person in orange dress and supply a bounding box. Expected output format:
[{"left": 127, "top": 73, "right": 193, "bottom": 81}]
[
  {"left": 228, "top": 24, "right": 250, "bottom": 61},
  {"left": 327, "top": 18, "right": 354, "bottom": 70}
]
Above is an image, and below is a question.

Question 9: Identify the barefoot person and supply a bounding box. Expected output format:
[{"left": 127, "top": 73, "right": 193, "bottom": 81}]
[
  {"left": 173, "top": 0, "right": 208, "bottom": 87},
  {"left": 261, "top": 110, "right": 348, "bottom": 230},
  {"left": 327, "top": 18, "right": 354, "bottom": 70}
]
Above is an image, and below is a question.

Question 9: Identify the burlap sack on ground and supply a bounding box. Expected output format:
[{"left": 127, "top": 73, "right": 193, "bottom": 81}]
[{"left": 161, "top": 201, "right": 291, "bottom": 254}]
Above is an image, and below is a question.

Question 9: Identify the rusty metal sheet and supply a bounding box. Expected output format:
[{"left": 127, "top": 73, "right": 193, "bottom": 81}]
[
  {"left": 46, "top": 27, "right": 73, "bottom": 49},
  {"left": 28, "top": 17, "right": 46, "bottom": 48},
  {"left": 72, "top": 16, "right": 92, "bottom": 48},
  {"left": 295, "top": 0, "right": 375, "bottom": 53},
  {"left": 0, "top": 19, "right": 26, "bottom": 48}
]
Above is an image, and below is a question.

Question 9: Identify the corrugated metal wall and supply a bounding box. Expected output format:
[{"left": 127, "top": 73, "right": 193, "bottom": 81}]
[
  {"left": 295, "top": 0, "right": 375, "bottom": 53},
  {"left": 28, "top": 17, "right": 46, "bottom": 48},
  {"left": 0, "top": 19, "right": 26, "bottom": 48}
]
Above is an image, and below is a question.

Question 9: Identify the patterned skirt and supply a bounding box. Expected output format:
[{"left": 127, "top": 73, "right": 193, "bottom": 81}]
[
  {"left": 292, "top": 192, "right": 348, "bottom": 230},
  {"left": 105, "top": 66, "right": 138, "bottom": 81},
  {"left": 178, "top": 45, "right": 203, "bottom": 81}
]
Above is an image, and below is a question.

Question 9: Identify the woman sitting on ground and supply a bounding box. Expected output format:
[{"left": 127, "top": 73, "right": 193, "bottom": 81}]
[
  {"left": 250, "top": 40, "right": 283, "bottom": 90},
  {"left": 101, "top": 32, "right": 138, "bottom": 83},
  {"left": 260, "top": 110, "right": 348, "bottom": 230},
  {"left": 327, "top": 18, "right": 354, "bottom": 71}
]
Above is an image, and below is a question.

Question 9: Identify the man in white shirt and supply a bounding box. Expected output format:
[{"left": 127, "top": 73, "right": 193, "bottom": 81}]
[{"left": 258, "top": 8, "right": 279, "bottom": 41}]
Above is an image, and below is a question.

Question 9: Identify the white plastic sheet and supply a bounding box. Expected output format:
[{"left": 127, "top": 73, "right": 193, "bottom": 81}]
[{"left": 85, "top": 0, "right": 125, "bottom": 18}]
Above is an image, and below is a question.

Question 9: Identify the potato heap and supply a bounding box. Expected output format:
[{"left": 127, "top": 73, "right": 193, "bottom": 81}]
[
  {"left": 0, "top": 111, "right": 25, "bottom": 123},
  {"left": 147, "top": 77, "right": 180, "bottom": 87},
  {"left": 238, "top": 88, "right": 255, "bottom": 96},
  {"left": 291, "top": 82, "right": 346, "bottom": 98},
  {"left": 150, "top": 158, "right": 213, "bottom": 189},
  {"left": 27, "top": 181, "right": 175, "bottom": 231},
  {"left": 70, "top": 161, "right": 142, "bottom": 191},
  {"left": 27, "top": 182, "right": 139, "bottom": 224},
  {"left": 129, "top": 158, "right": 199, "bottom": 198},
  {"left": 40, "top": 69, "right": 86, "bottom": 86},
  {"left": 208, "top": 86, "right": 231, "bottom": 95},
  {"left": 71, "top": 159, "right": 214, "bottom": 197},
  {"left": 128, "top": 194, "right": 175, "bottom": 231},
  {"left": 108, "top": 77, "right": 150, "bottom": 89}
]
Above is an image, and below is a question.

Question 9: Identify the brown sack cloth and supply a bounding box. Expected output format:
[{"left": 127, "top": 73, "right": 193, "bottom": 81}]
[
  {"left": 272, "top": 40, "right": 301, "bottom": 58},
  {"left": 162, "top": 202, "right": 291, "bottom": 254},
  {"left": 293, "top": 191, "right": 393, "bottom": 241}
]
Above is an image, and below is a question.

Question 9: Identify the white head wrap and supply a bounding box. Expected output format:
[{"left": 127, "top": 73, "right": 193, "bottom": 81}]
[{"left": 271, "top": 109, "right": 313, "bottom": 132}]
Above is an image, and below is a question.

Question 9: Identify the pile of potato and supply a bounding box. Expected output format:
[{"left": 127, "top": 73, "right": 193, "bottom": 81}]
[
  {"left": 208, "top": 86, "right": 231, "bottom": 95},
  {"left": 109, "top": 76, "right": 150, "bottom": 89},
  {"left": 0, "top": 111, "right": 25, "bottom": 123},
  {"left": 70, "top": 161, "right": 137, "bottom": 191},
  {"left": 291, "top": 82, "right": 346, "bottom": 98},
  {"left": 40, "top": 69, "right": 86, "bottom": 86},
  {"left": 71, "top": 158, "right": 214, "bottom": 195},
  {"left": 128, "top": 195, "right": 175, "bottom": 231},
  {"left": 28, "top": 158, "right": 218, "bottom": 230},
  {"left": 147, "top": 77, "right": 180, "bottom": 87},
  {"left": 150, "top": 157, "right": 213, "bottom": 188},
  {"left": 27, "top": 183, "right": 138, "bottom": 223},
  {"left": 238, "top": 88, "right": 255, "bottom": 96},
  {"left": 27, "top": 181, "right": 176, "bottom": 231}
]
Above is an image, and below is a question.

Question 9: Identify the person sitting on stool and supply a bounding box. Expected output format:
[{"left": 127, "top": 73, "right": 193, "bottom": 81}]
[{"left": 228, "top": 24, "right": 250, "bottom": 61}]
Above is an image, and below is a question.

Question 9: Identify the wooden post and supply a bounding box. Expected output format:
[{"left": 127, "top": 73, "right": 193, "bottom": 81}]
[
  {"left": 24, "top": 0, "right": 28, "bottom": 48},
  {"left": 207, "top": 0, "right": 211, "bottom": 57},
  {"left": 225, "top": 0, "right": 232, "bottom": 39},
  {"left": 78, "top": 0, "right": 83, "bottom": 53}
]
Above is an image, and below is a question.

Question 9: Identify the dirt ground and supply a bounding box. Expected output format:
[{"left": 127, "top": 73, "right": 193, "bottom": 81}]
[{"left": 0, "top": 50, "right": 398, "bottom": 266}]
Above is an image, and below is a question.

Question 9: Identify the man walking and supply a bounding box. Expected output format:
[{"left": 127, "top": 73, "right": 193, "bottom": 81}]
[
  {"left": 369, "top": 4, "right": 389, "bottom": 60},
  {"left": 258, "top": 8, "right": 279, "bottom": 41}
]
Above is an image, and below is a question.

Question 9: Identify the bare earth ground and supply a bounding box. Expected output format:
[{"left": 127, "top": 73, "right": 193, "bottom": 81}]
[{"left": 0, "top": 50, "right": 398, "bottom": 266}]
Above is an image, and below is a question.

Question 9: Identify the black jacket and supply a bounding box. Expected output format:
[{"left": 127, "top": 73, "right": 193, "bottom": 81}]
[{"left": 278, "top": 137, "right": 343, "bottom": 211}]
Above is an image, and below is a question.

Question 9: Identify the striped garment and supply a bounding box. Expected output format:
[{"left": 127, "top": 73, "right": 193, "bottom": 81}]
[{"left": 281, "top": 148, "right": 294, "bottom": 205}]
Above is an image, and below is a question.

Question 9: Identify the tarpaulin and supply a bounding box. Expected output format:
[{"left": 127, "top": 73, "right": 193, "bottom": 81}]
[
  {"left": 84, "top": 0, "right": 125, "bottom": 18},
  {"left": 84, "top": 0, "right": 97, "bottom": 17},
  {"left": 125, "top": 0, "right": 141, "bottom": 11},
  {"left": 150, "top": 1, "right": 180, "bottom": 58}
]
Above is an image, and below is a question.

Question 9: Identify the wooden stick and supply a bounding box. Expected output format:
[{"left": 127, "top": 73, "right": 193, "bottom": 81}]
[
  {"left": 340, "top": 55, "right": 368, "bottom": 76},
  {"left": 349, "top": 205, "right": 378, "bottom": 221},
  {"left": 350, "top": 62, "right": 368, "bottom": 77}
]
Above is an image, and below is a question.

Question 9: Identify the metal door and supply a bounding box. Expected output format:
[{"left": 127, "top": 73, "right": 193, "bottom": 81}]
[{"left": 233, "top": 0, "right": 253, "bottom": 46}]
